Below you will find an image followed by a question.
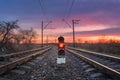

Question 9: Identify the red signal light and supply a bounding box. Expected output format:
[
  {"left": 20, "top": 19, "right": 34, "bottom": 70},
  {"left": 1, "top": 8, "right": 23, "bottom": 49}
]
[{"left": 59, "top": 43, "right": 64, "bottom": 48}]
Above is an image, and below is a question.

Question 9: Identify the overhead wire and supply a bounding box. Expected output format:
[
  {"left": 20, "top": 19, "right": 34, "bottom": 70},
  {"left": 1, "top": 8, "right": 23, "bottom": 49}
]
[
  {"left": 42, "top": 0, "right": 49, "bottom": 21},
  {"left": 62, "top": 0, "right": 76, "bottom": 29},
  {"left": 65, "top": 0, "right": 75, "bottom": 19},
  {"left": 62, "top": 0, "right": 70, "bottom": 20},
  {"left": 38, "top": 0, "right": 48, "bottom": 20}
]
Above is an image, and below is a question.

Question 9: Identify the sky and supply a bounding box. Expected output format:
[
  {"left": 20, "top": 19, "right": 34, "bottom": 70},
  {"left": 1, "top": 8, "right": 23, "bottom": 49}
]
[{"left": 0, "top": 0, "right": 120, "bottom": 43}]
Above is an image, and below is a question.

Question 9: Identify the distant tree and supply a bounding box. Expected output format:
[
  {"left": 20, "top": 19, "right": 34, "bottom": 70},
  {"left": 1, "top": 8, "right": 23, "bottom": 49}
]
[
  {"left": 12, "top": 32, "right": 23, "bottom": 44},
  {"left": 0, "top": 20, "right": 19, "bottom": 50},
  {"left": 18, "top": 28, "right": 37, "bottom": 44},
  {"left": 98, "top": 35, "right": 106, "bottom": 43}
]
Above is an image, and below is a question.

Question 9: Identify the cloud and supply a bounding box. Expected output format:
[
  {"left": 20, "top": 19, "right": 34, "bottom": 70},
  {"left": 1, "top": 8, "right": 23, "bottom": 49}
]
[
  {"left": 64, "top": 27, "right": 120, "bottom": 36},
  {"left": 0, "top": 0, "right": 120, "bottom": 35},
  {"left": 72, "top": 0, "right": 120, "bottom": 14}
]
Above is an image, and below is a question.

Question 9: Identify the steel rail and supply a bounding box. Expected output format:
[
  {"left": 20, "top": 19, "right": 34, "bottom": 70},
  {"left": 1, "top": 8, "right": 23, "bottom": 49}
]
[
  {"left": 0, "top": 47, "right": 51, "bottom": 75},
  {"left": 66, "top": 48, "right": 120, "bottom": 79},
  {"left": 67, "top": 47, "right": 120, "bottom": 62},
  {"left": 0, "top": 46, "right": 48, "bottom": 60}
]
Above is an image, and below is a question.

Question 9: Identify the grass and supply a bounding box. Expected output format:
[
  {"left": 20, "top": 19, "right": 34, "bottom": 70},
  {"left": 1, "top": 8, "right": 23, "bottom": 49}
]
[{"left": 66, "top": 42, "right": 120, "bottom": 57}]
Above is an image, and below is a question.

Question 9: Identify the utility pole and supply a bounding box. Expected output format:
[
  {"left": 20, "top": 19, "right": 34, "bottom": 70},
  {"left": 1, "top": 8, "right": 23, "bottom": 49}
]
[
  {"left": 41, "top": 21, "right": 43, "bottom": 47},
  {"left": 72, "top": 20, "right": 75, "bottom": 47},
  {"left": 72, "top": 20, "right": 80, "bottom": 47},
  {"left": 41, "top": 21, "right": 52, "bottom": 47},
  {"left": 55, "top": 38, "right": 56, "bottom": 43},
  {"left": 46, "top": 35, "right": 48, "bottom": 46},
  {"left": 62, "top": 19, "right": 80, "bottom": 48}
]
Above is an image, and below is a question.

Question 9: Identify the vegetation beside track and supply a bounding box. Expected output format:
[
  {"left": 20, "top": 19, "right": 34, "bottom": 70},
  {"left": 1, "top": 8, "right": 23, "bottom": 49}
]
[{"left": 66, "top": 42, "right": 120, "bottom": 57}]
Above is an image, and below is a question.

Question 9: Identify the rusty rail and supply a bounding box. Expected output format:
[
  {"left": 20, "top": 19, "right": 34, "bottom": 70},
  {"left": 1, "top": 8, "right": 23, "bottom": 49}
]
[
  {"left": 0, "top": 47, "right": 51, "bottom": 75},
  {"left": 67, "top": 47, "right": 120, "bottom": 62},
  {"left": 0, "top": 46, "right": 48, "bottom": 60},
  {"left": 66, "top": 48, "right": 120, "bottom": 79}
]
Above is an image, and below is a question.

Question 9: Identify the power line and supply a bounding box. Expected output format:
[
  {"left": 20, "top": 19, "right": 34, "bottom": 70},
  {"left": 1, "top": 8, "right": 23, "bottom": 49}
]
[
  {"left": 38, "top": 0, "right": 48, "bottom": 20},
  {"left": 62, "top": 19, "right": 71, "bottom": 28},
  {"left": 65, "top": 0, "right": 75, "bottom": 19},
  {"left": 62, "top": 0, "right": 75, "bottom": 29},
  {"left": 41, "top": 0, "right": 49, "bottom": 20},
  {"left": 62, "top": 0, "right": 70, "bottom": 20}
]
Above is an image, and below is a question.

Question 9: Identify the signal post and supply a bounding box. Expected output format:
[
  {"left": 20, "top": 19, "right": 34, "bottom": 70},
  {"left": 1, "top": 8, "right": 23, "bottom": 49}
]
[{"left": 57, "top": 36, "right": 66, "bottom": 64}]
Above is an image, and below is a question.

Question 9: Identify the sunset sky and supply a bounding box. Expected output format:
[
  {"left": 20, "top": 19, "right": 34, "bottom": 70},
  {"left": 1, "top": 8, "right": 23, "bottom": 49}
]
[{"left": 0, "top": 0, "right": 120, "bottom": 43}]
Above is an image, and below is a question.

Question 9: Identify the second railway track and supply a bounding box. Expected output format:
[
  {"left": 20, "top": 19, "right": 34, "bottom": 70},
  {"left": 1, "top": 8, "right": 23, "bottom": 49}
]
[
  {"left": 67, "top": 47, "right": 120, "bottom": 79},
  {"left": 0, "top": 46, "right": 48, "bottom": 61},
  {"left": 0, "top": 47, "right": 51, "bottom": 75},
  {"left": 0, "top": 46, "right": 49, "bottom": 66}
]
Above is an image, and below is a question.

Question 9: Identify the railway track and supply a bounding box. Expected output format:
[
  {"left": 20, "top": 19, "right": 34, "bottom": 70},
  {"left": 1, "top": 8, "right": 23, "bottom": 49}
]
[
  {"left": 0, "top": 46, "right": 50, "bottom": 66},
  {"left": 0, "top": 46, "right": 48, "bottom": 61},
  {"left": 67, "top": 47, "right": 120, "bottom": 79},
  {"left": 0, "top": 47, "right": 51, "bottom": 75}
]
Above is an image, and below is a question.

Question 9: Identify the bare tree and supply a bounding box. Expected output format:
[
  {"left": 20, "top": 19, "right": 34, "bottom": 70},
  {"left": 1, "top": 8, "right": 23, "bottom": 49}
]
[
  {"left": 12, "top": 33, "right": 23, "bottom": 44},
  {"left": 0, "top": 20, "right": 19, "bottom": 50},
  {"left": 17, "top": 28, "right": 37, "bottom": 44}
]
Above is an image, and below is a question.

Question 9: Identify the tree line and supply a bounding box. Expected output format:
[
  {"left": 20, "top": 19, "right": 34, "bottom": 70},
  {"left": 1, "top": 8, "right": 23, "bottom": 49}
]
[{"left": 0, "top": 20, "right": 37, "bottom": 52}]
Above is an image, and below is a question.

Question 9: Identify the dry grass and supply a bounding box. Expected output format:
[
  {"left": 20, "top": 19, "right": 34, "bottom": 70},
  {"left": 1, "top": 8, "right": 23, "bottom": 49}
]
[{"left": 67, "top": 42, "right": 120, "bottom": 57}]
